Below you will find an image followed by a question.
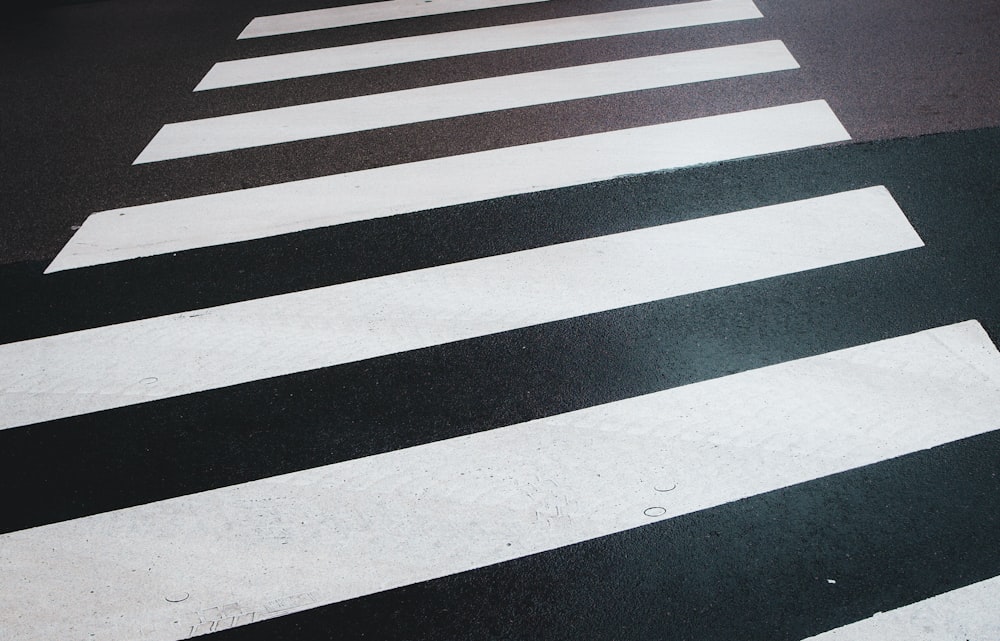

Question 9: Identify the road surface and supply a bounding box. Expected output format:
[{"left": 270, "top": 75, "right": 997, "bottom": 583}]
[{"left": 1, "top": 0, "right": 999, "bottom": 639}]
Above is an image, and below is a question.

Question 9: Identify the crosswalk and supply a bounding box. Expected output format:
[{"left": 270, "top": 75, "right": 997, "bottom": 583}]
[
  {"left": 203, "top": 0, "right": 764, "bottom": 88},
  {"left": 803, "top": 575, "right": 1000, "bottom": 640},
  {"left": 139, "top": 42, "right": 801, "bottom": 163},
  {"left": 6, "top": 186, "right": 920, "bottom": 429},
  {"left": 51, "top": 100, "right": 848, "bottom": 270},
  {"left": 236, "top": 0, "right": 551, "bottom": 39},
  {"left": 2, "top": 0, "right": 999, "bottom": 639},
  {"left": 6, "top": 321, "right": 1000, "bottom": 640}
]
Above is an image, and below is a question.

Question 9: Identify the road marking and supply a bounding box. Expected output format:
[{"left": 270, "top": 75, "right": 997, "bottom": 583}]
[
  {"left": 3, "top": 320, "right": 998, "bottom": 641},
  {"left": 53, "top": 101, "right": 848, "bottom": 271},
  {"left": 208, "top": 0, "right": 764, "bottom": 88},
  {"left": 142, "top": 41, "right": 798, "bottom": 164},
  {"left": 802, "top": 574, "right": 1000, "bottom": 640},
  {"left": 239, "top": 0, "right": 550, "bottom": 39},
  {"left": 10, "top": 186, "right": 919, "bottom": 430}
]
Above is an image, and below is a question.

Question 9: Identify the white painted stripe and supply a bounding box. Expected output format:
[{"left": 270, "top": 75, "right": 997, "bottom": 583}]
[
  {"left": 215, "top": 0, "right": 764, "bottom": 87},
  {"left": 142, "top": 41, "right": 798, "bottom": 164},
  {"left": 52, "top": 101, "right": 849, "bottom": 271},
  {"left": 3, "top": 320, "right": 999, "bottom": 641},
  {"left": 10, "top": 186, "right": 920, "bottom": 430},
  {"left": 803, "top": 574, "right": 1000, "bottom": 641},
  {"left": 239, "top": 0, "right": 549, "bottom": 39}
]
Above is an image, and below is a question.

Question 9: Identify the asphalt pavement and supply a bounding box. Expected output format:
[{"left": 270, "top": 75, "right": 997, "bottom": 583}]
[{"left": 1, "top": 0, "right": 999, "bottom": 639}]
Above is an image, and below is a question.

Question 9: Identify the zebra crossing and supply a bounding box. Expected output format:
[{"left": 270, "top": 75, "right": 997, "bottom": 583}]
[
  {"left": 5, "top": 186, "right": 920, "bottom": 429},
  {"left": 201, "top": 0, "right": 764, "bottom": 88},
  {"left": 2, "top": 0, "right": 999, "bottom": 639},
  {"left": 6, "top": 321, "right": 1000, "bottom": 640},
  {"left": 803, "top": 575, "right": 1000, "bottom": 640},
  {"left": 138, "top": 41, "right": 801, "bottom": 163},
  {"left": 236, "top": 0, "right": 551, "bottom": 39},
  {"left": 49, "top": 99, "right": 849, "bottom": 270}
]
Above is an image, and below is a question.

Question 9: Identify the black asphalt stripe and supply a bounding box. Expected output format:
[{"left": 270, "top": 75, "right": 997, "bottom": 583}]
[{"left": 205, "top": 429, "right": 1000, "bottom": 641}]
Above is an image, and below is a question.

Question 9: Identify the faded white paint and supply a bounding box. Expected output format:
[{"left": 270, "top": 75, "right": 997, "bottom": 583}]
[
  {"left": 7, "top": 186, "right": 919, "bottom": 430},
  {"left": 215, "top": 0, "right": 764, "bottom": 86},
  {"left": 239, "top": 0, "right": 550, "bottom": 39},
  {"left": 142, "top": 42, "right": 798, "bottom": 163},
  {"left": 802, "top": 574, "right": 1000, "bottom": 640},
  {"left": 52, "top": 101, "right": 848, "bottom": 271},
  {"left": 3, "top": 321, "right": 999, "bottom": 640}
]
